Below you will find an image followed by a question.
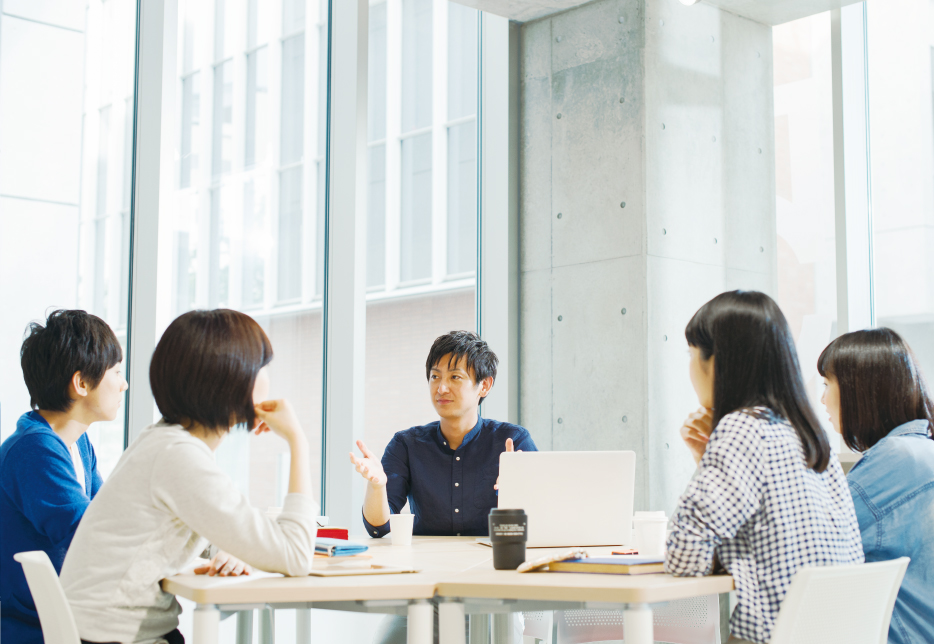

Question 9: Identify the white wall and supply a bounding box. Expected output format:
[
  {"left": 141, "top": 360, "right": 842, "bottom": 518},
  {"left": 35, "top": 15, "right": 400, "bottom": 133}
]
[{"left": 0, "top": 5, "right": 86, "bottom": 439}]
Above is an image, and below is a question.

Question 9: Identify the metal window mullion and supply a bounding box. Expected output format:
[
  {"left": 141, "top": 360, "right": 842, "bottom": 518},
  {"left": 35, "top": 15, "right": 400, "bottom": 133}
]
[
  {"left": 304, "top": 2, "right": 320, "bottom": 303},
  {"left": 430, "top": 0, "right": 448, "bottom": 285},
  {"left": 831, "top": 2, "right": 875, "bottom": 335},
  {"left": 227, "top": 10, "right": 249, "bottom": 311},
  {"left": 477, "top": 12, "right": 519, "bottom": 424},
  {"left": 321, "top": 0, "right": 368, "bottom": 522},
  {"left": 266, "top": 7, "right": 285, "bottom": 311},
  {"left": 126, "top": 0, "right": 173, "bottom": 444},
  {"left": 384, "top": 0, "right": 402, "bottom": 292}
]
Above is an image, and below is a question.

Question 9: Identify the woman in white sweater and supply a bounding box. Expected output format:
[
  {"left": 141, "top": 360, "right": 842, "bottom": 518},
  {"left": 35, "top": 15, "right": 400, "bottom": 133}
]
[{"left": 60, "top": 310, "right": 317, "bottom": 644}]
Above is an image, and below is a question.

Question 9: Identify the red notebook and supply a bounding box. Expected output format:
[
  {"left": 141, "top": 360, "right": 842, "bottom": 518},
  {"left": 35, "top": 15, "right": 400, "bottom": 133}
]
[{"left": 317, "top": 527, "right": 349, "bottom": 540}]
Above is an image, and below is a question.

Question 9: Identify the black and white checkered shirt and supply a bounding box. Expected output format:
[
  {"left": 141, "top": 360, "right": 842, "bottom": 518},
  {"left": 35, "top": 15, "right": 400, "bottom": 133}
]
[{"left": 665, "top": 409, "right": 864, "bottom": 644}]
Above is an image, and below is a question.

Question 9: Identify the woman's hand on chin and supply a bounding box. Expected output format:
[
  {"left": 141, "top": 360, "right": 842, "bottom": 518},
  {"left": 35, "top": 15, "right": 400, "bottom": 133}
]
[{"left": 679, "top": 407, "right": 714, "bottom": 465}]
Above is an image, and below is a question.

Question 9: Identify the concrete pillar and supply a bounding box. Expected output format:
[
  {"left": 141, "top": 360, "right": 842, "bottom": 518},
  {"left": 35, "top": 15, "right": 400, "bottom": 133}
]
[{"left": 519, "top": 0, "right": 776, "bottom": 513}]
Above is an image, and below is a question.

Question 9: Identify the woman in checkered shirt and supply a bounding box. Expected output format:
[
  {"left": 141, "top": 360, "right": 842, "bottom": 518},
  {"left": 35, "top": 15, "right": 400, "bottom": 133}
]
[{"left": 665, "top": 291, "right": 864, "bottom": 644}]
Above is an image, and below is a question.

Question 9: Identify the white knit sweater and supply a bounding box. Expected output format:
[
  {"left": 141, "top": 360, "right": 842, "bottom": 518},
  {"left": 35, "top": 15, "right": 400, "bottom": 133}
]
[{"left": 60, "top": 423, "right": 317, "bottom": 643}]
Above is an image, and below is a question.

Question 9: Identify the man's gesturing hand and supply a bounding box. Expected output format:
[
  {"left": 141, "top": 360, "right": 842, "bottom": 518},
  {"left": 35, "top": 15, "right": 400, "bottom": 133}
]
[
  {"left": 349, "top": 439, "right": 388, "bottom": 487},
  {"left": 494, "top": 438, "right": 521, "bottom": 491}
]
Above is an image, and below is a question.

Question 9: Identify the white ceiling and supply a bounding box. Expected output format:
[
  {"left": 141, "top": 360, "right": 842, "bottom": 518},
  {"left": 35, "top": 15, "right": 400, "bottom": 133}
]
[{"left": 453, "top": 0, "right": 862, "bottom": 25}]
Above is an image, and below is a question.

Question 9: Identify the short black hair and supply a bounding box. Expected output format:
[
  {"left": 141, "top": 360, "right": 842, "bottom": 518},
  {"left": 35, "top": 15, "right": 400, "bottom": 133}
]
[
  {"left": 425, "top": 331, "right": 498, "bottom": 398},
  {"left": 21, "top": 309, "right": 123, "bottom": 413},
  {"left": 150, "top": 309, "right": 273, "bottom": 432},
  {"left": 818, "top": 328, "right": 934, "bottom": 452},
  {"left": 685, "top": 290, "right": 831, "bottom": 473}
]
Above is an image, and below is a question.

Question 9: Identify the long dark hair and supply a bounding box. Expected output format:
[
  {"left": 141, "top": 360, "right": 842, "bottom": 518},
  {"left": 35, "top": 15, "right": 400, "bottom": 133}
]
[
  {"left": 685, "top": 290, "right": 831, "bottom": 472},
  {"left": 817, "top": 328, "right": 934, "bottom": 452}
]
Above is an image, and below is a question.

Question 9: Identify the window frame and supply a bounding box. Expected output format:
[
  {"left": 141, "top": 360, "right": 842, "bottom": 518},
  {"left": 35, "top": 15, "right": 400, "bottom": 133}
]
[{"left": 123, "top": 0, "right": 516, "bottom": 525}]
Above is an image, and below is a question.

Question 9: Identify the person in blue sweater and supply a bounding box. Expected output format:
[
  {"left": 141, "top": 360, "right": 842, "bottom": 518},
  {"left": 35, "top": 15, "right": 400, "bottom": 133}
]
[
  {"left": 819, "top": 328, "right": 934, "bottom": 644},
  {"left": 0, "top": 309, "right": 127, "bottom": 644}
]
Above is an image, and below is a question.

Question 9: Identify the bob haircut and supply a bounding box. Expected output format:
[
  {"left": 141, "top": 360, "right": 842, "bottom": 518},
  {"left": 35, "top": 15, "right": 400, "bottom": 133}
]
[
  {"left": 21, "top": 309, "right": 123, "bottom": 413},
  {"left": 685, "top": 290, "right": 831, "bottom": 472},
  {"left": 425, "top": 331, "right": 498, "bottom": 403},
  {"left": 817, "top": 328, "right": 934, "bottom": 452},
  {"left": 150, "top": 309, "right": 273, "bottom": 432}
]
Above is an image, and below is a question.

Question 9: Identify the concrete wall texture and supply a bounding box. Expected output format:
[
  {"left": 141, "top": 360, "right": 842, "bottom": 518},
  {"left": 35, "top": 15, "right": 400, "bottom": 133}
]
[{"left": 518, "top": 0, "right": 777, "bottom": 514}]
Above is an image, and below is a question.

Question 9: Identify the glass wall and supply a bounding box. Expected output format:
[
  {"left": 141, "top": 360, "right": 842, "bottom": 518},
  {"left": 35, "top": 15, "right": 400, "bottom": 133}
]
[
  {"left": 363, "top": 0, "right": 480, "bottom": 460},
  {"left": 866, "top": 0, "right": 934, "bottom": 379},
  {"left": 0, "top": 0, "right": 136, "bottom": 478},
  {"left": 157, "top": 0, "right": 329, "bottom": 510},
  {"left": 772, "top": 12, "right": 838, "bottom": 423}
]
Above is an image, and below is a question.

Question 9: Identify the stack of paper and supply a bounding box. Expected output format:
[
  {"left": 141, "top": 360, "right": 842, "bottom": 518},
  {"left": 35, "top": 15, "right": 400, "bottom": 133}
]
[
  {"left": 547, "top": 555, "right": 664, "bottom": 575},
  {"left": 315, "top": 537, "right": 369, "bottom": 557}
]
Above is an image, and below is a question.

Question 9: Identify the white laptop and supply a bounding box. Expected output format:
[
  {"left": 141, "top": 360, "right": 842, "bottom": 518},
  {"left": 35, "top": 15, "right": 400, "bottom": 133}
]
[{"left": 495, "top": 451, "right": 636, "bottom": 548}]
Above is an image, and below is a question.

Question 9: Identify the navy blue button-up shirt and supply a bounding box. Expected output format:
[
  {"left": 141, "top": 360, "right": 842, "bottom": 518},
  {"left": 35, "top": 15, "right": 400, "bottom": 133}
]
[{"left": 363, "top": 417, "right": 537, "bottom": 538}]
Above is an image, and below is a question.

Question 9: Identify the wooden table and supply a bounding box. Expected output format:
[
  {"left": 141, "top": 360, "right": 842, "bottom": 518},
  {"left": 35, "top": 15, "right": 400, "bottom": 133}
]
[{"left": 162, "top": 536, "right": 733, "bottom": 644}]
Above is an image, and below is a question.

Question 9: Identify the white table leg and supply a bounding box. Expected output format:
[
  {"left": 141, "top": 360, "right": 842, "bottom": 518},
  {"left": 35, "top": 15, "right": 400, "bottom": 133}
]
[
  {"left": 469, "top": 614, "right": 491, "bottom": 644},
  {"left": 623, "top": 603, "right": 654, "bottom": 644},
  {"left": 492, "top": 614, "right": 521, "bottom": 644},
  {"left": 296, "top": 608, "right": 312, "bottom": 644},
  {"left": 236, "top": 610, "right": 254, "bottom": 644},
  {"left": 439, "top": 600, "right": 466, "bottom": 644},
  {"left": 258, "top": 607, "right": 275, "bottom": 644},
  {"left": 193, "top": 604, "right": 221, "bottom": 644},
  {"left": 408, "top": 599, "right": 434, "bottom": 644}
]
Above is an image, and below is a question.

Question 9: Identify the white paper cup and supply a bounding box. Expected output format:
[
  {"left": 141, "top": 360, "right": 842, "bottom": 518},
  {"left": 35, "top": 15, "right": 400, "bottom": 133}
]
[
  {"left": 389, "top": 514, "right": 415, "bottom": 546},
  {"left": 632, "top": 511, "right": 668, "bottom": 557}
]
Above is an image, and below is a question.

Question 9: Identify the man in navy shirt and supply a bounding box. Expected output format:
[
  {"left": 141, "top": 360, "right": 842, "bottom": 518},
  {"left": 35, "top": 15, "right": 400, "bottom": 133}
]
[
  {"left": 350, "top": 330, "right": 537, "bottom": 538},
  {"left": 0, "top": 310, "right": 127, "bottom": 644}
]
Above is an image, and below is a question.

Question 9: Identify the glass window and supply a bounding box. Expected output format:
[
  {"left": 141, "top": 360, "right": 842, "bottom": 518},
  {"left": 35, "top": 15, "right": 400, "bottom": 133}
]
[
  {"left": 212, "top": 60, "right": 233, "bottom": 177},
  {"left": 0, "top": 0, "right": 137, "bottom": 477},
  {"left": 180, "top": 72, "right": 201, "bottom": 188},
  {"left": 364, "top": 1, "right": 480, "bottom": 460},
  {"left": 401, "top": 0, "right": 432, "bottom": 133},
  {"left": 245, "top": 46, "right": 269, "bottom": 169},
  {"left": 447, "top": 2, "right": 478, "bottom": 122},
  {"left": 280, "top": 35, "right": 305, "bottom": 166},
  {"left": 865, "top": 1, "right": 934, "bottom": 376},
  {"left": 368, "top": 146, "right": 387, "bottom": 288},
  {"left": 771, "top": 12, "right": 838, "bottom": 415},
  {"left": 242, "top": 179, "right": 267, "bottom": 308},
  {"left": 157, "top": 0, "right": 328, "bottom": 531},
  {"left": 447, "top": 122, "right": 476, "bottom": 276},
  {"left": 278, "top": 166, "right": 303, "bottom": 301},
  {"left": 400, "top": 132, "right": 433, "bottom": 282}
]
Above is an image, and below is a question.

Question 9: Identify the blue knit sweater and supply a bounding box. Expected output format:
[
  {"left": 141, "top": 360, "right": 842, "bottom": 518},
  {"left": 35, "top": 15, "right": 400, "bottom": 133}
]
[{"left": 0, "top": 411, "right": 102, "bottom": 644}]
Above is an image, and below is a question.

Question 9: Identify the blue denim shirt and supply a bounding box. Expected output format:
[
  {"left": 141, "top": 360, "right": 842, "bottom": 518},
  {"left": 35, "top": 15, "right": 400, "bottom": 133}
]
[
  {"left": 847, "top": 419, "right": 934, "bottom": 644},
  {"left": 362, "top": 417, "right": 537, "bottom": 537}
]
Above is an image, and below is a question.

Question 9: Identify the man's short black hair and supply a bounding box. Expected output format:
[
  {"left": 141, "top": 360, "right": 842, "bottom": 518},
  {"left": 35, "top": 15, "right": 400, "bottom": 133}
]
[
  {"left": 150, "top": 309, "right": 273, "bottom": 432},
  {"left": 21, "top": 309, "right": 123, "bottom": 412},
  {"left": 425, "top": 331, "right": 498, "bottom": 396}
]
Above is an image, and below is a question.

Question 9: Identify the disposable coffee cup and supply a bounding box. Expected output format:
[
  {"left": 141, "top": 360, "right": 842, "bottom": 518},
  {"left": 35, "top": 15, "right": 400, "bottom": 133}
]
[
  {"left": 489, "top": 508, "right": 527, "bottom": 570},
  {"left": 389, "top": 513, "right": 415, "bottom": 546},
  {"left": 632, "top": 511, "right": 668, "bottom": 557}
]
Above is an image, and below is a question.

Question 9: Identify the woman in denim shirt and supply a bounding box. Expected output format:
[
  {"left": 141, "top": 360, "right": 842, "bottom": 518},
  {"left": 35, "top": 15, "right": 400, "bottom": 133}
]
[{"left": 819, "top": 328, "right": 934, "bottom": 644}]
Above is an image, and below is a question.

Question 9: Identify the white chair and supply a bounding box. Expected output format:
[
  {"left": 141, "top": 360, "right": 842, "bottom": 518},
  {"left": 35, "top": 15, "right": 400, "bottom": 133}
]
[
  {"left": 769, "top": 557, "right": 909, "bottom": 644},
  {"left": 13, "top": 551, "right": 81, "bottom": 644}
]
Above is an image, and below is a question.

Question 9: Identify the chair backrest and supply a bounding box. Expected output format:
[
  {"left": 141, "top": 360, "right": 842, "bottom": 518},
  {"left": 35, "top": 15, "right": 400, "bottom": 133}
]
[
  {"left": 554, "top": 594, "right": 720, "bottom": 644},
  {"left": 770, "top": 558, "right": 909, "bottom": 644},
  {"left": 13, "top": 551, "right": 81, "bottom": 644}
]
